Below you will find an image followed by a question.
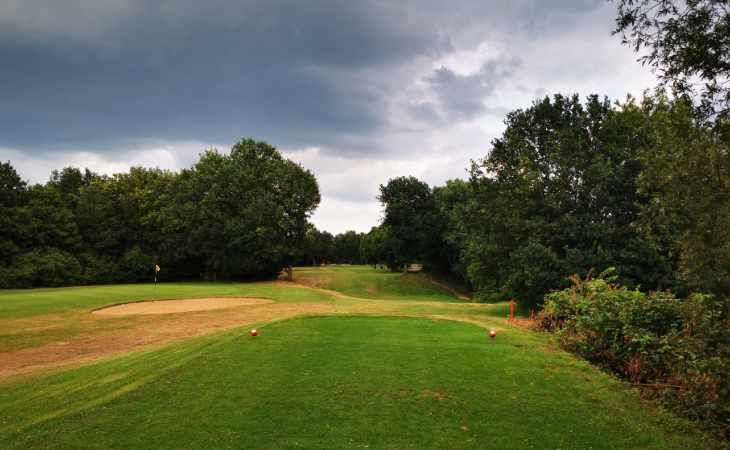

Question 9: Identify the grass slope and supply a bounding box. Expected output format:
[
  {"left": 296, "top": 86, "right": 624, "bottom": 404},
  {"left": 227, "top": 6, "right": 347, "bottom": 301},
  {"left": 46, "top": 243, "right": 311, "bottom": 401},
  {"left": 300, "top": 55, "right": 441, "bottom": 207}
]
[
  {"left": 0, "top": 316, "right": 711, "bottom": 449},
  {"left": 293, "top": 265, "right": 461, "bottom": 302}
]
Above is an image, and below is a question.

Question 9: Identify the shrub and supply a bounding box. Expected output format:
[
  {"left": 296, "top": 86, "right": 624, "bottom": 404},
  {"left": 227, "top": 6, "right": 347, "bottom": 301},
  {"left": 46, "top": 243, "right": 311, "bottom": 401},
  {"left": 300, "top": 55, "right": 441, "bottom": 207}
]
[{"left": 536, "top": 269, "right": 730, "bottom": 439}]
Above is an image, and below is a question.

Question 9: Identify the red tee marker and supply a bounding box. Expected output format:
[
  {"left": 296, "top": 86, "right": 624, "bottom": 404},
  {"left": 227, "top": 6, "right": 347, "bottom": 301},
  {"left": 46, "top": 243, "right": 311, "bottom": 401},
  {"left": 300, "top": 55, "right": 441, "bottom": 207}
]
[
  {"left": 489, "top": 329, "right": 496, "bottom": 338},
  {"left": 250, "top": 329, "right": 258, "bottom": 337}
]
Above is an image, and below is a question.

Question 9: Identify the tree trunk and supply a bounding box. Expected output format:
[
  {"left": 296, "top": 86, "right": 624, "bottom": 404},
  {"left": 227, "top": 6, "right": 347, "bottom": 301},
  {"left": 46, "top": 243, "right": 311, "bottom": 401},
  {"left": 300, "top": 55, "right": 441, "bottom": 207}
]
[{"left": 286, "top": 266, "right": 293, "bottom": 281}]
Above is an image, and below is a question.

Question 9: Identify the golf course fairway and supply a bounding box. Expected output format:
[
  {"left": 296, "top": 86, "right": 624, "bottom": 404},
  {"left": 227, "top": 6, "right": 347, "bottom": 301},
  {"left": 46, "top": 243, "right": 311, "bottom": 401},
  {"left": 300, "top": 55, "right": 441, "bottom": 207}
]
[{"left": 0, "top": 267, "right": 719, "bottom": 448}]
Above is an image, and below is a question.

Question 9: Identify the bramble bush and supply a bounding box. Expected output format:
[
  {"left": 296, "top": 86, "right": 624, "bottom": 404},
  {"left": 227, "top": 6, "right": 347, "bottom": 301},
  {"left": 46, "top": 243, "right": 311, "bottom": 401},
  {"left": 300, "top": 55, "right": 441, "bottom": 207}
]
[{"left": 536, "top": 269, "right": 730, "bottom": 439}]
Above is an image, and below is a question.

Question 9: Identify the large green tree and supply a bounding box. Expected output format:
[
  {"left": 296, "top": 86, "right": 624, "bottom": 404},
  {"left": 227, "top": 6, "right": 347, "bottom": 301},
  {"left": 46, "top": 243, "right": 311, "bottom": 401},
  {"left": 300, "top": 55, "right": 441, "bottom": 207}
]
[
  {"left": 0, "top": 162, "right": 29, "bottom": 286},
  {"left": 187, "top": 139, "right": 320, "bottom": 280},
  {"left": 465, "top": 94, "right": 672, "bottom": 308}
]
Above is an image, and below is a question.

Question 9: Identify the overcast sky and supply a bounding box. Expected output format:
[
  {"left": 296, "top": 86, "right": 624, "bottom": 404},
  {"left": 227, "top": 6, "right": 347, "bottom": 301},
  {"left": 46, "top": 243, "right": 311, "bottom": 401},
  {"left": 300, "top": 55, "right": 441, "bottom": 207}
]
[{"left": 1, "top": 0, "right": 656, "bottom": 233}]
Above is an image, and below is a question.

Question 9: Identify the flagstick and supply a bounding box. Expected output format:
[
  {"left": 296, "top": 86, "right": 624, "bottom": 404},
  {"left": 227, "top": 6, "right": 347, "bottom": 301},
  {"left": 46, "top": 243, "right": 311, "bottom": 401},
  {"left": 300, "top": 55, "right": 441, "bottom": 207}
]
[{"left": 154, "top": 264, "right": 159, "bottom": 300}]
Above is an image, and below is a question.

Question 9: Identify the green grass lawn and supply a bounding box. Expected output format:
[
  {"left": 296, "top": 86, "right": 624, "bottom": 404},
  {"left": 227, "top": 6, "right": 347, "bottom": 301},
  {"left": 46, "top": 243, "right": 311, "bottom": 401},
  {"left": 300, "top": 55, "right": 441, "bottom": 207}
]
[
  {"left": 0, "top": 316, "right": 712, "bottom": 449},
  {"left": 293, "top": 265, "right": 462, "bottom": 302},
  {"left": 0, "top": 266, "right": 720, "bottom": 448}
]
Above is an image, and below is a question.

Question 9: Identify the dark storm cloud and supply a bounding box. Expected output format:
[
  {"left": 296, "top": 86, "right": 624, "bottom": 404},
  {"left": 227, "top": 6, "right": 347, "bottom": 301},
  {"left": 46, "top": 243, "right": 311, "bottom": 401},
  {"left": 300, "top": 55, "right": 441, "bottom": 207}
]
[
  {"left": 0, "top": 0, "right": 607, "bottom": 155},
  {"left": 0, "top": 0, "right": 447, "bottom": 152}
]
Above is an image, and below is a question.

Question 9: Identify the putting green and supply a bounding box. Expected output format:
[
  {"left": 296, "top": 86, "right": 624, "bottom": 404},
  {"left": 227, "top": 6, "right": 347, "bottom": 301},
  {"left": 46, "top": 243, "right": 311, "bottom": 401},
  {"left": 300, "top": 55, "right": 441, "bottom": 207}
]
[{"left": 0, "top": 316, "right": 707, "bottom": 449}]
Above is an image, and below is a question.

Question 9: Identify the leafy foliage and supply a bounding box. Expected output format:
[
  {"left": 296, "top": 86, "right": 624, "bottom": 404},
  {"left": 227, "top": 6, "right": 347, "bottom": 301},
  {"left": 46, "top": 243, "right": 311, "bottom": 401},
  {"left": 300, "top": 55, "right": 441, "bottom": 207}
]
[
  {"left": 537, "top": 270, "right": 730, "bottom": 438},
  {"left": 635, "top": 93, "right": 730, "bottom": 298},
  {"left": 614, "top": 0, "right": 730, "bottom": 120},
  {"left": 460, "top": 94, "right": 672, "bottom": 308},
  {"left": 378, "top": 176, "right": 445, "bottom": 271}
]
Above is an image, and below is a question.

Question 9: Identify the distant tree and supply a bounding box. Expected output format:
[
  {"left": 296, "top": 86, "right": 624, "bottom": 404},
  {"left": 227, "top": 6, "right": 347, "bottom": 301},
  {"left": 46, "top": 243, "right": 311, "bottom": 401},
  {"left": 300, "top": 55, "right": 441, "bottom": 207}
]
[
  {"left": 0, "top": 161, "right": 27, "bottom": 207},
  {"left": 360, "top": 226, "right": 392, "bottom": 268},
  {"left": 25, "top": 185, "right": 82, "bottom": 254},
  {"left": 49, "top": 167, "right": 96, "bottom": 197},
  {"left": 0, "top": 162, "right": 28, "bottom": 284},
  {"left": 300, "top": 225, "right": 335, "bottom": 266},
  {"left": 614, "top": 0, "right": 730, "bottom": 119},
  {"left": 332, "top": 231, "right": 363, "bottom": 264},
  {"left": 11, "top": 248, "right": 83, "bottom": 288},
  {"left": 378, "top": 176, "right": 443, "bottom": 271}
]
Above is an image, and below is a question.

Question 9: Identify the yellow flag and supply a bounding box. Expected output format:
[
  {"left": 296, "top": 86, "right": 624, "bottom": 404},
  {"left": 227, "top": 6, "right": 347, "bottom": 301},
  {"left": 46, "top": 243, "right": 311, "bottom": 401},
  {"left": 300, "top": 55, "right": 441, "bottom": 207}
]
[{"left": 155, "top": 264, "right": 161, "bottom": 273}]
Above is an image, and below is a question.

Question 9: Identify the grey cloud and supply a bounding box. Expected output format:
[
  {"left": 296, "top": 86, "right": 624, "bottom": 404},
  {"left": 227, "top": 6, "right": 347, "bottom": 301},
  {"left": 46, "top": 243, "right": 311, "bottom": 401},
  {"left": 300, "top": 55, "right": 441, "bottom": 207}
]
[
  {"left": 0, "top": 0, "right": 447, "bottom": 153},
  {"left": 415, "top": 57, "right": 520, "bottom": 122},
  {"left": 0, "top": 0, "right": 623, "bottom": 160}
]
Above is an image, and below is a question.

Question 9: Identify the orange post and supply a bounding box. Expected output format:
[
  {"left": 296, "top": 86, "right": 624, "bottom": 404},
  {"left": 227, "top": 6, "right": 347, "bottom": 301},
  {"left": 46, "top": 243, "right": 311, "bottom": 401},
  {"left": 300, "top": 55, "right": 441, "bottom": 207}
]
[{"left": 509, "top": 299, "right": 516, "bottom": 323}]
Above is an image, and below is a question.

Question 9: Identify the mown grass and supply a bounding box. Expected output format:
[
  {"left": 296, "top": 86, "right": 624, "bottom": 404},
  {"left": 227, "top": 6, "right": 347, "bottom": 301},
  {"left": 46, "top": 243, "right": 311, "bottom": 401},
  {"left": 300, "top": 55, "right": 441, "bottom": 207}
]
[
  {"left": 0, "top": 316, "right": 714, "bottom": 449},
  {"left": 292, "top": 265, "right": 462, "bottom": 302},
  {"left": 0, "top": 266, "right": 721, "bottom": 448}
]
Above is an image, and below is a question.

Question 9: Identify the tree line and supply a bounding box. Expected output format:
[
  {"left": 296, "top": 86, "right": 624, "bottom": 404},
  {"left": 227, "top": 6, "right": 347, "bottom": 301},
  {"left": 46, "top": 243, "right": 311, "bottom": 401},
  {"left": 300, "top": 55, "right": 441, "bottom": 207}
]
[
  {"left": 331, "top": 92, "right": 729, "bottom": 311},
  {"left": 0, "top": 139, "right": 319, "bottom": 287}
]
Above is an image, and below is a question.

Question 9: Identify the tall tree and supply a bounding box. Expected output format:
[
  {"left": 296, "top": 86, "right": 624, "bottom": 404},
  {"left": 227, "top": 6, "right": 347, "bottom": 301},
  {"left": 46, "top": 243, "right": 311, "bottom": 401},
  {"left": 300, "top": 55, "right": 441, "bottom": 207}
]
[
  {"left": 300, "top": 226, "right": 335, "bottom": 266},
  {"left": 433, "top": 179, "right": 471, "bottom": 280},
  {"left": 188, "top": 139, "right": 319, "bottom": 280}
]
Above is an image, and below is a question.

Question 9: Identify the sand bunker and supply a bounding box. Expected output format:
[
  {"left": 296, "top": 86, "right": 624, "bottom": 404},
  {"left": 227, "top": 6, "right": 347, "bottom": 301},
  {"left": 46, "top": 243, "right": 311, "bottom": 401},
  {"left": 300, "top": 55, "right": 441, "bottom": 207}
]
[{"left": 93, "top": 297, "right": 274, "bottom": 316}]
